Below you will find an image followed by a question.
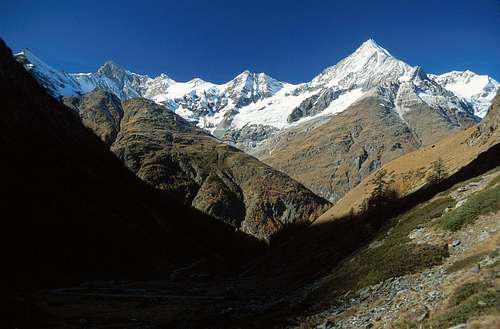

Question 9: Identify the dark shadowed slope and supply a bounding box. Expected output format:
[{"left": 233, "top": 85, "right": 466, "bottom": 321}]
[{"left": 0, "top": 38, "right": 262, "bottom": 294}]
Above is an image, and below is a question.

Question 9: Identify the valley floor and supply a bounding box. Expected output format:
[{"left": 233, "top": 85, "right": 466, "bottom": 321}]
[{"left": 17, "top": 168, "right": 500, "bottom": 329}]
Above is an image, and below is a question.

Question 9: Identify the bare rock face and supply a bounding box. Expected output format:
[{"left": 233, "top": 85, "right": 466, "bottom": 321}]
[
  {"left": 110, "top": 98, "right": 329, "bottom": 241},
  {"left": 220, "top": 123, "right": 279, "bottom": 149},
  {"left": 63, "top": 89, "right": 123, "bottom": 145}
]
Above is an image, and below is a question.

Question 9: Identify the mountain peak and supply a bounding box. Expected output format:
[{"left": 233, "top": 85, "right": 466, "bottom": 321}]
[
  {"left": 355, "top": 39, "right": 392, "bottom": 57},
  {"left": 96, "top": 60, "right": 130, "bottom": 83},
  {"left": 97, "top": 60, "right": 125, "bottom": 74},
  {"left": 311, "top": 38, "right": 410, "bottom": 88},
  {"left": 15, "top": 48, "right": 32, "bottom": 58},
  {"left": 236, "top": 70, "right": 252, "bottom": 78},
  {"left": 186, "top": 77, "right": 207, "bottom": 86}
]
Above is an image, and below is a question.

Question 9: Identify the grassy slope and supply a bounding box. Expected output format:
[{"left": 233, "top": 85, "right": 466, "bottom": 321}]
[
  {"left": 299, "top": 166, "right": 500, "bottom": 328},
  {"left": 316, "top": 117, "right": 499, "bottom": 222},
  {"left": 438, "top": 184, "right": 500, "bottom": 231}
]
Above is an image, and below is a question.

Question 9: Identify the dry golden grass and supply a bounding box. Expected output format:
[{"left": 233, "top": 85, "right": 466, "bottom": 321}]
[{"left": 315, "top": 125, "right": 498, "bottom": 225}]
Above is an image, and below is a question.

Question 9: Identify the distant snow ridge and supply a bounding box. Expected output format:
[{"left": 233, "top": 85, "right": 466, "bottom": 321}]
[
  {"left": 430, "top": 70, "right": 499, "bottom": 118},
  {"left": 15, "top": 39, "right": 496, "bottom": 148}
]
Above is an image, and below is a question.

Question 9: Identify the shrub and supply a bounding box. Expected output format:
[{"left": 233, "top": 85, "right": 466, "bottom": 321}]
[{"left": 439, "top": 185, "right": 500, "bottom": 231}]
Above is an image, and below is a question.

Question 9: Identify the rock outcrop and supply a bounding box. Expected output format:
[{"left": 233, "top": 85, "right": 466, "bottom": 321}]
[{"left": 475, "top": 91, "right": 500, "bottom": 143}]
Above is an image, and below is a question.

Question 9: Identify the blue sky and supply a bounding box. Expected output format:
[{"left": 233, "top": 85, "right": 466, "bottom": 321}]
[{"left": 2, "top": 0, "right": 499, "bottom": 83}]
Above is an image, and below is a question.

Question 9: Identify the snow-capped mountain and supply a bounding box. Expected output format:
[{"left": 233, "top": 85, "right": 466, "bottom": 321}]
[
  {"left": 430, "top": 70, "right": 499, "bottom": 118},
  {"left": 310, "top": 39, "right": 415, "bottom": 89},
  {"left": 15, "top": 39, "right": 494, "bottom": 149},
  {"left": 281, "top": 40, "right": 475, "bottom": 128}
]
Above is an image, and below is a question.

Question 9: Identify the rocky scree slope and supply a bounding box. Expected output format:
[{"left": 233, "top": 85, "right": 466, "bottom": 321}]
[
  {"left": 64, "top": 91, "right": 329, "bottom": 241},
  {"left": 225, "top": 113, "right": 500, "bottom": 328}
]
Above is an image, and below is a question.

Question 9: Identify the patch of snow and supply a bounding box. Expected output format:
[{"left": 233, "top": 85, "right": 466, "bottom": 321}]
[
  {"left": 231, "top": 85, "right": 318, "bottom": 129},
  {"left": 293, "top": 88, "right": 365, "bottom": 126}
]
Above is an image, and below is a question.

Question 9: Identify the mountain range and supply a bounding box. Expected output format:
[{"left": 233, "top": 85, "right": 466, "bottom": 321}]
[
  {"left": 15, "top": 40, "right": 499, "bottom": 205},
  {"left": 15, "top": 40, "right": 498, "bottom": 147}
]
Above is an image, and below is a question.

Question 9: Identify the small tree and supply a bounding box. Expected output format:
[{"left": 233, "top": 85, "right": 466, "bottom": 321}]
[
  {"left": 360, "top": 169, "right": 395, "bottom": 213},
  {"left": 369, "top": 169, "right": 390, "bottom": 209},
  {"left": 360, "top": 169, "right": 398, "bottom": 229},
  {"left": 427, "top": 157, "right": 447, "bottom": 185}
]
